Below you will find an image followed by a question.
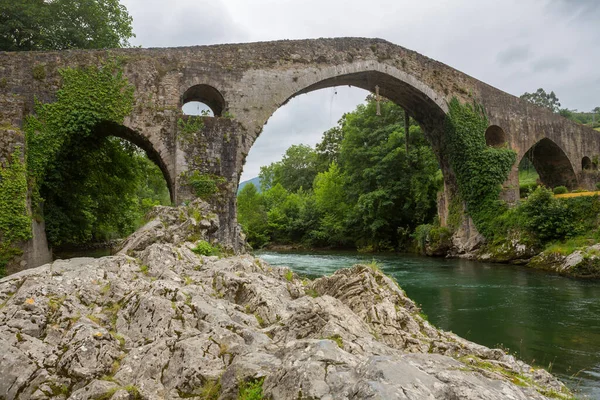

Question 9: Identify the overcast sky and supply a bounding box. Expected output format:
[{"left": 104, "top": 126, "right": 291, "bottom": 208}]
[{"left": 121, "top": 0, "right": 600, "bottom": 182}]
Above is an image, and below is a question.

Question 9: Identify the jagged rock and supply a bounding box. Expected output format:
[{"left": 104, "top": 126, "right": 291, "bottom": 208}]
[
  {"left": 116, "top": 199, "right": 248, "bottom": 256},
  {"left": 0, "top": 244, "right": 572, "bottom": 399}
]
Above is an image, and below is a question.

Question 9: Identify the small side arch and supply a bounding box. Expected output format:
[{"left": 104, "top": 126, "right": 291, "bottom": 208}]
[
  {"left": 582, "top": 156, "right": 594, "bottom": 171},
  {"left": 523, "top": 138, "right": 577, "bottom": 190},
  {"left": 485, "top": 125, "right": 507, "bottom": 148},
  {"left": 182, "top": 84, "right": 226, "bottom": 117}
]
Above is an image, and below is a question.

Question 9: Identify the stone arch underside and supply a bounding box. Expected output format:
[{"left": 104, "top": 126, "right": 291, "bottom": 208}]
[
  {"left": 242, "top": 67, "right": 449, "bottom": 176},
  {"left": 237, "top": 66, "right": 457, "bottom": 228},
  {"left": 281, "top": 69, "right": 447, "bottom": 134},
  {"left": 93, "top": 121, "right": 175, "bottom": 202},
  {"left": 523, "top": 138, "right": 577, "bottom": 189}
]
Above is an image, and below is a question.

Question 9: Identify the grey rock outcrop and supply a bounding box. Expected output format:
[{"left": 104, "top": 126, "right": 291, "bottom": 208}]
[
  {"left": 116, "top": 199, "right": 248, "bottom": 256},
  {"left": 527, "top": 243, "right": 600, "bottom": 278},
  {"left": 0, "top": 206, "right": 572, "bottom": 399}
]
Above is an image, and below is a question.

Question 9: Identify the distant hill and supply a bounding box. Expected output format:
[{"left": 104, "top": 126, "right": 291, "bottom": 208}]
[{"left": 238, "top": 177, "right": 261, "bottom": 193}]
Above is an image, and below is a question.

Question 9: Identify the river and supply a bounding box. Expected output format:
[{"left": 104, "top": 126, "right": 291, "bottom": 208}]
[{"left": 256, "top": 250, "right": 600, "bottom": 398}]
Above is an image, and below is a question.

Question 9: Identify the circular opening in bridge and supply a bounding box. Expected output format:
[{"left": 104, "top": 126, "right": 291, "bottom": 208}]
[
  {"left": 582, "top": 156, "right": 594, "bottom": 170},
  {"left": 182, "top": 84, "right": 225, "bottom": 117},
  {"left": 485, "top": 125, "right": 507, "bottom": 148}
]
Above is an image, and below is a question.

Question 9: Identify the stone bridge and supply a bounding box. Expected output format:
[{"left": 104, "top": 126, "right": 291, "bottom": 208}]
[{"left": 1, "top": 37, "right": 599, "bottom": 270}]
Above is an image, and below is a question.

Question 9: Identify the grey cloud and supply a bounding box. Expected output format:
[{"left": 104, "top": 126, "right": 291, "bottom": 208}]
[
  {"left": 531, "top": 56, "right": 571, "bottom": 73},
  {"left": 123, "top": 0, "right": 246, "bottom": 48},
  {"left": 549, "top": 0, "right": 600, "bottom": 21},
  {"left": 496, "top": 45, "right": 532, "bottom": 65}
]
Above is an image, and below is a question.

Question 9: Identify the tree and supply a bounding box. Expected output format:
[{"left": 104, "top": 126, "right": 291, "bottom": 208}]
[
  {"left": 42, "top": 137, "right": 170, "bottom": 246},
  {"left": 520, "top": 89, "right": 561, "bottom": 113},
  {"left": 0, "top": 0, "right": 134, "bottom": 51},
  {"left": 237, "top": 183, "right": 269, "bottom": 248},
  {"left": 338, "top": 98, "right": 440, "bottom": 250},
  {"left": 315, "top": 126, "right": 344, "bottom": 172},
  {"left": 0, "top": 0, "right": 48, "bottom": 51},
  {"left": 237, "top": 97, "right": 441, "bottom": 251},
  {"left": 259, "top": 144, "right": 318, "bottom": 193}
]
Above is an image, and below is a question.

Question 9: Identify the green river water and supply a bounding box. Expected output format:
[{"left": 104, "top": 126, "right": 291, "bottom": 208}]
[{"left": 256, "top": 250, "right": 600, "bottom": 399}]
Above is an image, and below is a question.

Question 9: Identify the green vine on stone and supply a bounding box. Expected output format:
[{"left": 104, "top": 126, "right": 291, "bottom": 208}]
[
  {"left": 0, "top": 148, "right": 31, "bottom": 275},
  {"left": 24, "top": 59, "right": 135, "bottom": 213},
  {"left": 181, "top": 171, "right": 226, "bottom": 200},
  {"left": 177, "top": 117, "right": 204, "bottom": 145},
  {"left": 443, "top": 98, "right": 516, "bottom": 239}
]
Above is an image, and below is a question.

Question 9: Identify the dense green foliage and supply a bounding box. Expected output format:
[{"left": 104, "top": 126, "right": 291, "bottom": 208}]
[
  {"left": 520, "top": 187, "right": 575, "bottom": 242},
  {"left": 0, "top": 149, "right": 31, "bottom": 274},
  {"left": 183, "top": 172, "right": 226, "bottom": 200},
  {"left": 238, "top": 98, "right": 441, "bottom": 251},
  {"left": 0, "top": 0, "right": 134, "bottom": 51},
  {"left": 238, "top": 378, "right": 264, "bottom": 400},
  {"left": 502, "top": 186, "right": 600, "bottom": 248},
  {"left": 552, "top": 186, "right": 568, "bottom": 195},
  {"left": 442, "top": 98, "right": 516, "bottom": 239},
  {"left": 42, "top": 138, "right": 170, "bottom": 246},
  {"left": 191, "top": 240, "right": 222, "bottom": 257},
  {"left": 259, "top": 144, "right": 318, "bottom": 193},
  {"left": 25, "top": 61, "right": 135, "bottom": 198},
  {"left": 24, "top": 61, "right": 170, "bottom": 248}
]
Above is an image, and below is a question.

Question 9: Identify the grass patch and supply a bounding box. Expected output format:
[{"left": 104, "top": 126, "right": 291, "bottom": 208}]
[
  {"left": 238, "top": 377, "right": 264, "bottom": 400},
  {"left": 284, "top": 269, "right": 293, "bottom": 282},
  {"left": 254, "top": 314, "right": 266, "bottom": 328},
  {"left": 327, "top": 334, "right": 344, "bottom": 349},
  {"left": 519, "top": 168, "right": 539, "bottom": 187},
  {"left": 366, "top": 260, "right": 382, "bottom": 273},
  {"left": 543, "top": 236, "right": 596, "bottom": 256}
]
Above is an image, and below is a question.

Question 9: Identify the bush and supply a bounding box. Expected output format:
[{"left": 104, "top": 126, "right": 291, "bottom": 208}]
[
  {"left": 520, "top": 187, "right": 574, "bottom": 242},
  {"left": 413, "top": 224, "right": 432, "bottom": 253},
  {"left": 191, "top": 240, "right": 221, "bottom": 256},
  {"left": 519, "top": 183, "right": 537, "bottom": 198},
  {"left": 553, "top": 186, "right": 568, "bottom": 195},
  {"left": 596, "top": 182, "right": 600, "bottom": 191}
]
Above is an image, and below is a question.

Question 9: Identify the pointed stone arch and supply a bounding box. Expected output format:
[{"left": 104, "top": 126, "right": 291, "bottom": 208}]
[
  {"left": 582, "top": 156, "right": 594, "bottom": 171},
  {"left": 523, "top": 138, "right": 577, "bottom": 189}
]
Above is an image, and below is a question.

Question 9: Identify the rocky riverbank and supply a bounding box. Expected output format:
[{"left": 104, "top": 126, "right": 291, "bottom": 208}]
[
  {"left": 0, "top": 201, "right": 574, "bottom": 399},
  {"left": 456, "top": 235, "right": 600, "bottom": 279}
]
